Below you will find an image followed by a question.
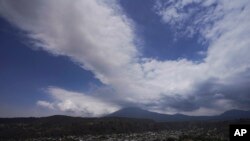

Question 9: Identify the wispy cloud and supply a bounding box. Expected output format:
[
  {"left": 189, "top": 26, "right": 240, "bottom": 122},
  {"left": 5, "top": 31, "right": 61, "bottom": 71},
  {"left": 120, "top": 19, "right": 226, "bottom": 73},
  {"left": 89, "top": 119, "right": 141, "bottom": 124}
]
[{"left": 1, "top": 0, "right": 250, "bottom": 116}]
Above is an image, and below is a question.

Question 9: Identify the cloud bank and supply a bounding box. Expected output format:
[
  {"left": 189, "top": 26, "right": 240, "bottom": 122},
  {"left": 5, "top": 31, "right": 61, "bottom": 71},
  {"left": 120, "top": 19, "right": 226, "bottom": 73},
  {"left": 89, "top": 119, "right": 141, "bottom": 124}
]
[
  {"left": 0, "top": 0, "right": 250, "bottom": 116},
  {"left": 37, "top": 87, "right": 119, "bottom": 116}
]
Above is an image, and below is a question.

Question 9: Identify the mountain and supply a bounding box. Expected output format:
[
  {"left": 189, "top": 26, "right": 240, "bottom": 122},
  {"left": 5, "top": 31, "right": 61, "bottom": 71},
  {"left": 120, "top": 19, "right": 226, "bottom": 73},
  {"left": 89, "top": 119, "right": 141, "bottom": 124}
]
[
  {"left": 107, "top": 107, "right": 250, "bottom": 122},
  {"left": 106, "top": 107, "right": 202, "bottom": 122},
  {"left": 216, "top": 109, "right": 250, "bottom": 120},
  {"left": 107, "top": 107, "right": 169, "bottom": 122}
]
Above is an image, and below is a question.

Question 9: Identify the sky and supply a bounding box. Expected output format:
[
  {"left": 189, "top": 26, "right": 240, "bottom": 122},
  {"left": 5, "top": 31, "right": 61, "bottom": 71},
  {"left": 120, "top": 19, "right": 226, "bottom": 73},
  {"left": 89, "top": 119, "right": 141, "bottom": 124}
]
[{"left": 0, "top": 0, "right": 250, "bottom": 117}]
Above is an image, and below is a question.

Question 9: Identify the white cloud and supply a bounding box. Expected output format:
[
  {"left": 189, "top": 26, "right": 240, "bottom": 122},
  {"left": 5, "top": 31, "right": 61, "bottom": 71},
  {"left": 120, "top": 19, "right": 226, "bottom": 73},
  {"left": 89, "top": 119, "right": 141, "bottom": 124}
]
[
  {"left": 1, "top": 0, "right": 250, "bottom": 116},
  {"left": 37, "top": 100, "right": 55, "bottom": 110},
  {"left": 163, "top": 0, "right": 250, "bottom": 81},
  {"left": 0, "top": 0, "right": 138, "bottom": 84},
  {"left": 37, "top": 87, "right": 119, "bottom": 116}
]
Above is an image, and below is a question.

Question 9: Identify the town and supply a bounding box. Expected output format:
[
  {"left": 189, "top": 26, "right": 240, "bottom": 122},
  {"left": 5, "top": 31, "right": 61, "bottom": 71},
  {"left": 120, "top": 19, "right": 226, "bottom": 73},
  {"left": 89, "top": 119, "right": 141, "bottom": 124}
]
[{"left": 19, "top": 128, "right": 227, "bottom": 141}]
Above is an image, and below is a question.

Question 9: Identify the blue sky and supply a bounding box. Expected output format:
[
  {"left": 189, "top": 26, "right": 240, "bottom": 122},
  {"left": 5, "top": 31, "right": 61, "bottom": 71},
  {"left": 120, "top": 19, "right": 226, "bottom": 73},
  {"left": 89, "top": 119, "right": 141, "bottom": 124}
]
[
  {"left": 0, "top": 0, "right": 250, "bottom": 117},
  {"left": 119, "top": 0, "right": 207, "bottom": 61},
  {"left": 0, "top": 18, "right": 100, "bottom": 116}
]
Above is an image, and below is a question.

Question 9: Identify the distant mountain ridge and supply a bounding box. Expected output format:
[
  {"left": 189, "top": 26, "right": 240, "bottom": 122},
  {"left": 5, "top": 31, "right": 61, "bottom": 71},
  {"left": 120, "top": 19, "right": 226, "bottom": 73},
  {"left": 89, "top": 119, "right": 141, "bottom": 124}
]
[{"left": 107, "top": 107, "right": 250, "bottom": 122}]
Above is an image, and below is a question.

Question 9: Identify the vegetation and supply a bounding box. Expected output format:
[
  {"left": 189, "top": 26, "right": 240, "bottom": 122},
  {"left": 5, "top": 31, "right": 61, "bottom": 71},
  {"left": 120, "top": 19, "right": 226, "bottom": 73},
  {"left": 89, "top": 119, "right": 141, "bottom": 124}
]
[{"left": 0, "top": 116, "right": 249, "bottom": 141}]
